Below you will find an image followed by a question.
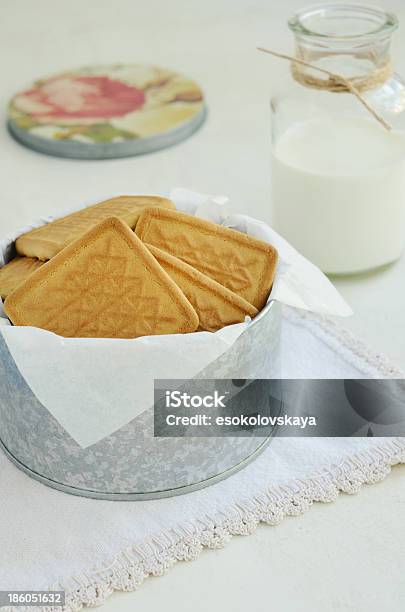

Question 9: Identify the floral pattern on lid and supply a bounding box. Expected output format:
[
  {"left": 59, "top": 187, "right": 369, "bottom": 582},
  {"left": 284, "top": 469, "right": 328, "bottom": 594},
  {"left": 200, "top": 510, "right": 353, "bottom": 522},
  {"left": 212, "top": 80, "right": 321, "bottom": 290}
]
[{"left": 8, "top": 64, "right": 205, "bottom": 155}]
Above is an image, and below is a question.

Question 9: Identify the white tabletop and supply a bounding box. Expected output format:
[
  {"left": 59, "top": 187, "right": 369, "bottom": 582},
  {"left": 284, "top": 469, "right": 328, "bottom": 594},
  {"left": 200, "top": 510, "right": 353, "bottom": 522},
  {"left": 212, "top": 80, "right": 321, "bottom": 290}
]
[{"left": 1, "top": 1, "right": 404, "bottom": 610}]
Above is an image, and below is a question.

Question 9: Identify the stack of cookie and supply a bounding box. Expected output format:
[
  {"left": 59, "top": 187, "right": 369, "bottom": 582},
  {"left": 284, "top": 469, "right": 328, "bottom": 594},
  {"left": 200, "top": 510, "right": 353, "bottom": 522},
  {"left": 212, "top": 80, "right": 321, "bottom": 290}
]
[{"left": 0, "top": 197, "right": 278, "bottom": 338}]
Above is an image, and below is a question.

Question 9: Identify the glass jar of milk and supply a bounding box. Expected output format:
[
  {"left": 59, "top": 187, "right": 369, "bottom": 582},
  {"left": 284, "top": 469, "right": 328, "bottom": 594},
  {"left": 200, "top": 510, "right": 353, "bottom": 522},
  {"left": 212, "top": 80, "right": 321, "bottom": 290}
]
[{"left": 271, "top": 4, "right": 405, "bottom": 274}]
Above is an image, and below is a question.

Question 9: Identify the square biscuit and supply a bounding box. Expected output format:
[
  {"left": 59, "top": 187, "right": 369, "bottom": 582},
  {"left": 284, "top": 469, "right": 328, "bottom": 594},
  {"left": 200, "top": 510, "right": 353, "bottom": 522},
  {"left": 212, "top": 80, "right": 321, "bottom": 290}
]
[
  {"left": 136, "top": 208, "right": 278, "bottom": 310},
  {"left": 148, "top": 244, "right": 258, "bottom": 332},
  {"left": 16, "top": 195, "right": 175, "bottom": 261},
  {"left": 6, "top": 217, "right": 198, "bottom": 339},
  {"left": 0, "top": 256, "right": 44, "bottom": 300}
]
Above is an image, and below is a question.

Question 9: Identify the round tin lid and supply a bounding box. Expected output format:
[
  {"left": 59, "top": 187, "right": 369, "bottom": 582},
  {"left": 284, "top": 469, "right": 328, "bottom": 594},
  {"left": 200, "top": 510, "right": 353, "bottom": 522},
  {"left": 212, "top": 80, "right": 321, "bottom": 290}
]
[{"left": 8, "top": 64, "right": 206, "bottom": 159}]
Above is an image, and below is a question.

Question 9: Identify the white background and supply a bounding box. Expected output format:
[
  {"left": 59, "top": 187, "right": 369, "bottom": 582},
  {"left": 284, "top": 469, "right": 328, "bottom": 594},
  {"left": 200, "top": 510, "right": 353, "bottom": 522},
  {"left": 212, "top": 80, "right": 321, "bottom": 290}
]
[{"left": 0, "top": 1, "right": 404, "bottom": 610}]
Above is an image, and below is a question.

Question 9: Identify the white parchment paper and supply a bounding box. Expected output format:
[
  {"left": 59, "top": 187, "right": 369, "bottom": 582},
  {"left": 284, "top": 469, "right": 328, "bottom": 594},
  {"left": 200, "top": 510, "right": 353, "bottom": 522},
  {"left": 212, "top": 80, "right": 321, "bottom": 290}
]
[{"left": 0, "top": 188, "right": 351, "bottom": 447}]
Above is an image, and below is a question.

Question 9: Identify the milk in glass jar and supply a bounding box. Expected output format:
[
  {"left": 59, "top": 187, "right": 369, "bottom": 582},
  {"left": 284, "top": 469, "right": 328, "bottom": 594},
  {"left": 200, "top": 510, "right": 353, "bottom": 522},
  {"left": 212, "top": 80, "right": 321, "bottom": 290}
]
[{"left": 269, "top": 4, "right": 405, "bottom": 274}]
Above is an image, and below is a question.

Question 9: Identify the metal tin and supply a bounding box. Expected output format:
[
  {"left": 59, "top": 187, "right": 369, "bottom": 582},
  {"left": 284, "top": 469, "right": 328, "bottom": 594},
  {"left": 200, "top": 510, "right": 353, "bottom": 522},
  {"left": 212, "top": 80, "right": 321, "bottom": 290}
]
[
  {"left": 8, "top": 107, "right": 206, "bottom": 160},
  {"left": 0, "top": 300, "right": 281, "bottom": 500}
]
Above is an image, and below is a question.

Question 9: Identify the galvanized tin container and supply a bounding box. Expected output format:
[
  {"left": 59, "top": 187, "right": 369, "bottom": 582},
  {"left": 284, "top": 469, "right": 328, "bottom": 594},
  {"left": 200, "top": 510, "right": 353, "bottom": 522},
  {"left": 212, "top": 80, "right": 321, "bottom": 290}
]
[
  {"left": 0, "top": 300, "right": 281, "bottom": 500},
  {"left": 8, "top": 106, "right": 206, "bottom": 160}
]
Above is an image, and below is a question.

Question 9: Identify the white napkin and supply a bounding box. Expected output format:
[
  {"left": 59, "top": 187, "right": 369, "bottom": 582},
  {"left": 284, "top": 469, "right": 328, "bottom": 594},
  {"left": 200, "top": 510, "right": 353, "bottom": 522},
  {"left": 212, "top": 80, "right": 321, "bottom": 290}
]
[{"left": 0, "top": 307, "right": 403, "bottom": 612}]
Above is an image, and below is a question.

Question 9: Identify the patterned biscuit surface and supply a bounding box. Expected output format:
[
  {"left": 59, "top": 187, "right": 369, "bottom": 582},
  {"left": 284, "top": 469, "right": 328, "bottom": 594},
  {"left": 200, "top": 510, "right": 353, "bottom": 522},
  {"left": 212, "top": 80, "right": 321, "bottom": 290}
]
[
  {"left": 137, "top": 209, "right": 278, "bottom": 310},
  {"left": 5, "top": 217, "right": 198, "bottom": 339},
  {"left": 0, "top": 257, "right": 45, "bottom": 300},
  {"left": 148, "top": 245, "right": 258, "bottom": 332},
  {"left": 16, "top": 195, "right": 175, "bottom": 261}
]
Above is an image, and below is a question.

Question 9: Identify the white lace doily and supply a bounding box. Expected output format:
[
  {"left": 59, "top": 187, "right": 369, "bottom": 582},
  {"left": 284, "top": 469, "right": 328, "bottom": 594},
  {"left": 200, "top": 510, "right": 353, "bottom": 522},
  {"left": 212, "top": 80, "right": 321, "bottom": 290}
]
[{"left": 1, "top": 307, "right": 404, "bottom": 612}]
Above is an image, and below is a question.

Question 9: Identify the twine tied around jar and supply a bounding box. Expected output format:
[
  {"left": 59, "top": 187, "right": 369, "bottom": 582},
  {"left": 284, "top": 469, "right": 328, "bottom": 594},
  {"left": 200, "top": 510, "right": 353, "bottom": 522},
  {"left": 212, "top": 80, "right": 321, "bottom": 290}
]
[{"left": 257, "top": 47, "right": 393, "bottom": 131}]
